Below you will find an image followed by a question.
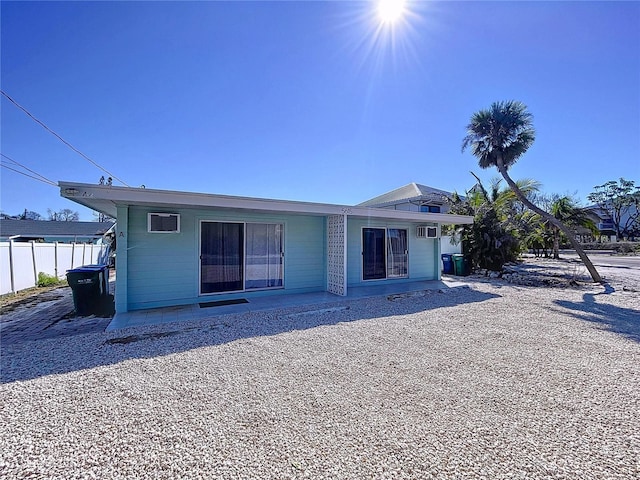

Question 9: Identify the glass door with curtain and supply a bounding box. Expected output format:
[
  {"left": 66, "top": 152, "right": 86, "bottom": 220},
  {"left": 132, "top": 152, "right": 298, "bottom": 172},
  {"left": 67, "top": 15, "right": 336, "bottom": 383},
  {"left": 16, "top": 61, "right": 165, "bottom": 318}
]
[
  {"left": 386, "top": 228, "right": 408, "bottom": 278},
  {"left": 245, "top": 223, "right": 283, "bottom": 290},
  {"left": 200, "top": 222, "right": 244, "bottom": 294},
  {"left": 363, "top": 228, "right": 386, "bottom": 280}
]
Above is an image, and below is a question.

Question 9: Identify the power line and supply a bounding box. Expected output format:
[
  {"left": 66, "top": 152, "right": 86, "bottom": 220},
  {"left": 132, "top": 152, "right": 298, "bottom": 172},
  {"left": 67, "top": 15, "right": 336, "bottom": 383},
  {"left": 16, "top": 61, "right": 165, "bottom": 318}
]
[
  {"left": 1, "top": 163, "right": 58, "bottom": 187},
  {"left": 1, "top": 90, "right": 131, "bottom": 187},
  {"left": 1, "top": 153, "right": 57, "bottom": 186}
]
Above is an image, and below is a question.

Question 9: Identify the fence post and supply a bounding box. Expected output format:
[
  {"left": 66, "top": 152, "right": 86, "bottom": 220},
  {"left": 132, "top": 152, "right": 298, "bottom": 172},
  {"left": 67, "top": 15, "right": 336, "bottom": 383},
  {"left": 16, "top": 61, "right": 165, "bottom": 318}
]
[
  {"left": 8, "top": 239, "right": 16, "bottom": 294},
  {"left": 71, "top": 242, "right": 75, "bottom": 268},
  {"left": 31, "top": 241, "right": 38, "bottom": 285},
  {"left": 55, "top": 242, "right": 59, "bottom": 278}
]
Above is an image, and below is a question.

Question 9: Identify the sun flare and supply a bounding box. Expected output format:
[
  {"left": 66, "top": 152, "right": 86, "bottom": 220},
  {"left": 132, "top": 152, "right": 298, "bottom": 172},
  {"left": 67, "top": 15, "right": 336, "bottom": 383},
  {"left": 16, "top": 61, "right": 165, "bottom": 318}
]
[{"left": 377, "top": 0, "right": 407, "bottom": 24}]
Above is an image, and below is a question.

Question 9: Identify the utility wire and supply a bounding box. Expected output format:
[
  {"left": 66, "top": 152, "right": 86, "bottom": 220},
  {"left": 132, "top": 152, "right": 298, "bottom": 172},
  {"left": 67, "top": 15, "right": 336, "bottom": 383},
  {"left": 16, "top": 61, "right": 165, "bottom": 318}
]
[
  {"left": 1, "top": 163, "right": 58, "bottom": 187},
  {"left": 1, "top": 153, "right": 57, "bottom": 186},
  {"left": 1, "top": 90, "right": 131, "bottom": 187}
]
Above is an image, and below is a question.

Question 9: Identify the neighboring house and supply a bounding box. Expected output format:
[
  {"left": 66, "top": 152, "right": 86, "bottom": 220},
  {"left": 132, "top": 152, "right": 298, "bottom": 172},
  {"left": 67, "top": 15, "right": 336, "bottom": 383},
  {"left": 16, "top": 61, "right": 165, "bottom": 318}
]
[
  {"left": 357, "top": 183, "right": 454, "bottom": 214},
  {"left": 572, "top": 209, "right": 608, "bottom": 243},
  {"left": 59, "top": 182, "right": 473, "bottom": 314},
  {"left": 584, "top": 203, "right": 639, "bottom": 241},
  {"left": 0, "top": 219, "right": 115, "bottom": 243}
]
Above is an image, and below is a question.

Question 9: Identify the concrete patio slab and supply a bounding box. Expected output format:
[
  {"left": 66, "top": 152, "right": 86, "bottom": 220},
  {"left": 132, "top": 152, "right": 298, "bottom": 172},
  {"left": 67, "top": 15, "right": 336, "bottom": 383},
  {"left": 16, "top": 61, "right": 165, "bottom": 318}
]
[{"left": 107, "top": 277, "right": 470, "bottom": 331}]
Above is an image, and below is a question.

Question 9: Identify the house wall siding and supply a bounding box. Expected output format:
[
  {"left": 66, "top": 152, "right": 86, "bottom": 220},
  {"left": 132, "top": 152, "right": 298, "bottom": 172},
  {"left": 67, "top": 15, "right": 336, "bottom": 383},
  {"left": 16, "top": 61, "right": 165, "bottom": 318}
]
[
  {"left": 125, "top": 206, "right": 326, "bottom": 311},
  {"left": 346, "top": 218, "right": 438, "bottom": 287}
]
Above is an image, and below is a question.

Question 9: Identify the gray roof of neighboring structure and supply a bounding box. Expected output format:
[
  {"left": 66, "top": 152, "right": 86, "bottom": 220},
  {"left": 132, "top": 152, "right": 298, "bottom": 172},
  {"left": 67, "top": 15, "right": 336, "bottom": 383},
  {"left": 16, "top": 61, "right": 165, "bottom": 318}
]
[
  {"left": 0, "top": 219, "right": 115, "bottom": 239},
  {"left": 357, "top": 183, "right": 454, "bottom": 208}
]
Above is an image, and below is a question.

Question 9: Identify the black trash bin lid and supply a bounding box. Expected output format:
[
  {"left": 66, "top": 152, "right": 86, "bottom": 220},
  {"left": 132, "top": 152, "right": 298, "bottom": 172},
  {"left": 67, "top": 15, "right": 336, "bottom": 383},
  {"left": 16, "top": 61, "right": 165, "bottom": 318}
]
[{"left": 67, "top": 264, "right": 108, "bottom": 273}]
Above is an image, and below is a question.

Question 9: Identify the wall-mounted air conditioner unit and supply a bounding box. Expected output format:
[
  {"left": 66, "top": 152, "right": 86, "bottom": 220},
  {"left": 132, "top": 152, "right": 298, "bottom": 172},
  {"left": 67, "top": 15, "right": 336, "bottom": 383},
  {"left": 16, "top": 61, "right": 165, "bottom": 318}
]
[
  {"left": 416, "top": 225, "right": 439, "bottom": 238},
  {"left": 148, "top": 213, "right": 180, "bottom": 233}
]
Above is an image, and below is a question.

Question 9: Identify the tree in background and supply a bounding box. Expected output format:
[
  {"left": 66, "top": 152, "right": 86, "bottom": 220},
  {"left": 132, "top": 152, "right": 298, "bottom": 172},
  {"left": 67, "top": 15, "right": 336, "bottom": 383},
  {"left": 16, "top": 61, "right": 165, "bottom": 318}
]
[
  {"left": 549, "top": 196, "right": 598, "bottom": 259},
  {"left": 47, "top": 208, "right": 79, "bottom": 221},
  {"left": 18, "top": 209, "right": 42, "bottom": 220},
  {"left": 462, "top": 100, "right": 602, "bottom": 283},
  {"left": 587, "top": 178, "right": 640, "bottom": 240}
]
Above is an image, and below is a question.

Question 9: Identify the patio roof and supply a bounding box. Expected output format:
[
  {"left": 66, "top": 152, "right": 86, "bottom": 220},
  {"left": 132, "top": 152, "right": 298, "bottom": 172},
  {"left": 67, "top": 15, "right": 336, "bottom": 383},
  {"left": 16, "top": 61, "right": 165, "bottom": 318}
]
[{"left": 59, "top": 181, "right": 473, "bottom": 225}]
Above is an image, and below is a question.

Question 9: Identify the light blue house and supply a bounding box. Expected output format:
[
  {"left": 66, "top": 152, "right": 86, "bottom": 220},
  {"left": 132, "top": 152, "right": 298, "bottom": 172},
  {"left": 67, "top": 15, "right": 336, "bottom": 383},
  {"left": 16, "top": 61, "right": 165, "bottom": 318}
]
[{"left": 59, "top": 182, "right": 473, "bottom": 315}]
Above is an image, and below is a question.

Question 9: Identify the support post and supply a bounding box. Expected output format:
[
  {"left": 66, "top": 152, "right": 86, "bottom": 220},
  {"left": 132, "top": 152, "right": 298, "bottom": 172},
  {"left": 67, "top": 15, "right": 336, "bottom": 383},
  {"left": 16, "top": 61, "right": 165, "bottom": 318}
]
[
  {"left": 8, "top": 239, "right": 15, "bottom": 294},
  {"left": 436, "top": 228, "right": 442, "bottom": 281},
  {"left": 115, "top": 205, "right": 129, "bottom": 313},
  {"left": 54, "top": 242, "right": 59, "bottom": 279},
  {"left": 31, "top": 241, "right": 38, "bottom": 286},
  {"left": 342, "top": 214, "right": 348, "bottom": 296}
]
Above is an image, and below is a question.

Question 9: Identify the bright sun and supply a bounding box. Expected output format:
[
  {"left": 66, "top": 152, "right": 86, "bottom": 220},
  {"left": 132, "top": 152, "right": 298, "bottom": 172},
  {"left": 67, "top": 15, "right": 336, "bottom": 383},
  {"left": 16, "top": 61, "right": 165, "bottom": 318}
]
[{"left": 377, "top": 0, "right": 407, "bottom": 24}]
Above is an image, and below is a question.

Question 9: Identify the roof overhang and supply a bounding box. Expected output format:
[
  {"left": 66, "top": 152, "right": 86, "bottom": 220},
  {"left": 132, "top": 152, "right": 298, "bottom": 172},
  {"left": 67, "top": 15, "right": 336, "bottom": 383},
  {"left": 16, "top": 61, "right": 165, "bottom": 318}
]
[{"left": 59, "top": 181, "right": 473, "bottom": 225}]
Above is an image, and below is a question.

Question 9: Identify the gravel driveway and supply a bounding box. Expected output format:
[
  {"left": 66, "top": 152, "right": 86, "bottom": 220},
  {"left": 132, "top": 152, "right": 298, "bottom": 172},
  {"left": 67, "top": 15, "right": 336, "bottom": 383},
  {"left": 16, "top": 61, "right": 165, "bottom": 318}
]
[{"left": 1, "top": 280, "right": 639, "bottom": 479}]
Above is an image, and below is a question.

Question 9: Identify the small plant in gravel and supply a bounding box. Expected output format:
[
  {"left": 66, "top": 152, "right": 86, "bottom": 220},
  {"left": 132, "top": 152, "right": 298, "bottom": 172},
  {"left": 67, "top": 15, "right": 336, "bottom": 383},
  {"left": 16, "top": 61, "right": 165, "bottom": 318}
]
[
  {"left": 568, "top": 263, "right": 588, "bottom": 285},
  {"left": 37, "top": 272, "right": 62, "bottom": 287}
]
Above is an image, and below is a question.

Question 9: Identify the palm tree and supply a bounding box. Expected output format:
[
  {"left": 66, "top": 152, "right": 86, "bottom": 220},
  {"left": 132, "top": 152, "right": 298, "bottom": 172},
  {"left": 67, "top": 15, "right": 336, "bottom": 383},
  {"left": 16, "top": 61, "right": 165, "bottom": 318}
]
[
  {"left": 462, "top": 100, "right": 602, "bottom": 283},
  {"left": 549, "top": 196, "right": 598, "bottom": 260}
]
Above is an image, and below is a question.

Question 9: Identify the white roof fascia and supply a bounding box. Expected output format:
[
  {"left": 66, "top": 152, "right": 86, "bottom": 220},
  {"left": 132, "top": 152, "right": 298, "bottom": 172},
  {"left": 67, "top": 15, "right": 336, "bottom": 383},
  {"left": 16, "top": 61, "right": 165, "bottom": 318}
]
[{"left": 59, "top": 182, "right": 473, "bottom": 225}]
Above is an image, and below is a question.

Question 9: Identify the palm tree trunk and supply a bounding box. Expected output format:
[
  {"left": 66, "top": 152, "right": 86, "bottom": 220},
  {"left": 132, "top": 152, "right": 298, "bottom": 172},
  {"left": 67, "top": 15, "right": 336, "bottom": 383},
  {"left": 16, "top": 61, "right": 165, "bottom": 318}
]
[
  {"left": 495, "top": 156, "right": 602, "bottom": 283},
  {"left": 552, "top": 226, "right": 560, "bottom": 260}
]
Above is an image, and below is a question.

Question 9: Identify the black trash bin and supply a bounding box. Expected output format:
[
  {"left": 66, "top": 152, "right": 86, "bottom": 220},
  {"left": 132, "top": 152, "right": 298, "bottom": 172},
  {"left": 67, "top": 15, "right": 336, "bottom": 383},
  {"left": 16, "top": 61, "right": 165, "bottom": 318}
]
[
  {"left": 441, "top": 254, "right": 454, "bottom": 275},
  {"left": 66, "top": 265, "right": 109, "bottom": 316}
]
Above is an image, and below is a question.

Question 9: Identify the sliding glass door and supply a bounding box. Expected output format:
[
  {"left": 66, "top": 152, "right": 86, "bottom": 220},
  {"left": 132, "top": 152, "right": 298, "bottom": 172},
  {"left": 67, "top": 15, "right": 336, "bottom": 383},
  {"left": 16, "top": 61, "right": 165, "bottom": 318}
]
[
  {"left": 387, "top": 228, "right": 408, "bottom": 278},
  {"left": 200, "top": 222, "right": 283, "bottom": 294},
  {"left": 201, "top": 222, "right": 244, "bottom": 294},
  {"left": 245, "top": 223, "right": 283, "bottom": 289},
  {"left": 363, "top": 227, "right": 408, "bottom": 281},
  {"left": 363, "top": 228, "right": 386, "bottom": 280}
]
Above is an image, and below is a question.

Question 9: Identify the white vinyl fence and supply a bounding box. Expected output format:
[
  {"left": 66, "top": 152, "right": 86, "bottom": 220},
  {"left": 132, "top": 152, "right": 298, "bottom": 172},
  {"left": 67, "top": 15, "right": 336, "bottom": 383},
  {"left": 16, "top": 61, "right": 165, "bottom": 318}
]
[
  {"left": 0, "top": 241, "right": 110, "bottom": 295},
  {"left": 441, "top": 234, "right": 462, "bottom": 255}
]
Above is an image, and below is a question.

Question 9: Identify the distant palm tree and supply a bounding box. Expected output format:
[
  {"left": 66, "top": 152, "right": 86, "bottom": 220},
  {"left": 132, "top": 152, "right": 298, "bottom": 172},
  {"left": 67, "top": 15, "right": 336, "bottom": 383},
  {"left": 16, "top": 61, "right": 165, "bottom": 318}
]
[
  {"left": 550, "top": 196, "right": 598, "bottom": 260},
  {"left": 462, "top": 100, "right": 602, "bottom": 283}
]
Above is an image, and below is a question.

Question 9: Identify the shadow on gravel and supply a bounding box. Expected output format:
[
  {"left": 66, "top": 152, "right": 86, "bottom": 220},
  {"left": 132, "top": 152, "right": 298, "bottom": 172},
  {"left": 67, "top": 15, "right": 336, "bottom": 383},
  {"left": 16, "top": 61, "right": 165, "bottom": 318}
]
[
  {"left": 1, "top": 287, "right": 500, "bottom": 383},
  {"left": 552, "top": 285, "right": 640, "bottom": 343}
]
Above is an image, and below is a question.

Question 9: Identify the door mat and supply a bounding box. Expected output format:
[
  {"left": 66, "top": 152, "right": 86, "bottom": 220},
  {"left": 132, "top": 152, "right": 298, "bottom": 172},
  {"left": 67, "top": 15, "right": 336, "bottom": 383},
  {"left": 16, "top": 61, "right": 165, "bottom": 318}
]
[{"left": 199, "top": 298, "right": 249, "bottom": 308}]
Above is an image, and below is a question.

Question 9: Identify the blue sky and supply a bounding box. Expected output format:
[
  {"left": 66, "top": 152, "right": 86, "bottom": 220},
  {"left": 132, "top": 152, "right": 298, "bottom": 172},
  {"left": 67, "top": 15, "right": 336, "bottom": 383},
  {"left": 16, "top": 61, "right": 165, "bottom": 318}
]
[{"left": 1, "top": 1, "right": 639, "bottom": 220}]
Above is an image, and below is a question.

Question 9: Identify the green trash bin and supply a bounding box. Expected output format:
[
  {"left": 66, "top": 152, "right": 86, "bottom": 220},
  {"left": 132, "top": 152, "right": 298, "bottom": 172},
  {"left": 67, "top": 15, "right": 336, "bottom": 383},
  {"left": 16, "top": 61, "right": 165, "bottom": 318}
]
[
  {"left": 66, "top": 265, "right": 109, "bottom": 316},
  {"left": 452, "top": 254, "right": 468, "bottom": 276}
]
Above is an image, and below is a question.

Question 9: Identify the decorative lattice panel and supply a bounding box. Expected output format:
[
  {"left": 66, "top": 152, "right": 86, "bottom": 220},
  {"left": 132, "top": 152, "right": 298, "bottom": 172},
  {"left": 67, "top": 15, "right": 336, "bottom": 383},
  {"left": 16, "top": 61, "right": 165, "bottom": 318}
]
[{"left": 327, "top": 214, "right": 346, "bottom": 296}]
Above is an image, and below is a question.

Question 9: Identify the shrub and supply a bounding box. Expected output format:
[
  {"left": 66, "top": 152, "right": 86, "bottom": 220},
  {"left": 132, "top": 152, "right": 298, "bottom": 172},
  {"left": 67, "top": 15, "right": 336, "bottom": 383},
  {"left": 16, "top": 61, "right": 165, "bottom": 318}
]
[
  {"left": 578, "top": 242, "right": 639, "bottom": 253},
  {"left": 613, "top": 242, "right": 638, "bottom": 254},
  {"left": 37, "top": 272, "right": 60, "bottom": 287},
  {"left": 578, "top": 242, "right": 617, "bottom": 250},
  {"left": 460, "top": 204, "right": 522, "bottom": 271}
]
